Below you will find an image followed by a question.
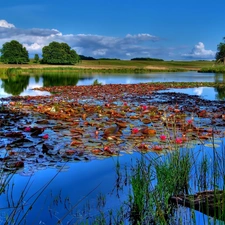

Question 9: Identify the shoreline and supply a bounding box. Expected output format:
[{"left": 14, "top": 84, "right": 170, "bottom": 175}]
[
  {"left": 0, "top": 60, "right": 224, "bottom": 73},
  {"left": 0, "top": 60, "right": 216, "bottom": 72}
]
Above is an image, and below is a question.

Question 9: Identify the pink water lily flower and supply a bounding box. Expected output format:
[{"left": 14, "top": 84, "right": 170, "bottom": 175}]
[
  {"left": 141, "top": 105, "right": 148, "bottom": 110},
  {"left": 123, "top": 102, "right": 128, "bottom": 106},
  {"left": 160, "top": 135, "right": 167, "bottom": 141},
  {"left": 187, "top": 119, "right": 193, "bottom": 124},
  {"left": 24, "top": 127, "right": 31, "bottom": 132},
  {"left": 132, "top": 128, "right": 139, "bottom": 134},
  {"left": 175, "top": 137, "right": 182, "bottom": 144},
  {"left": 43, "top": 134, "right": 49, "bottom": 139}
]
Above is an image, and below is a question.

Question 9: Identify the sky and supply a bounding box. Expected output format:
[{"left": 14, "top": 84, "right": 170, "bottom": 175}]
[{"left": 0, "top": 0, "right": 224, "bottom": 60}]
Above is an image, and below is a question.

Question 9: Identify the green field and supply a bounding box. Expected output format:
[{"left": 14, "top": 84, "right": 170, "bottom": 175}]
[{"left": 0, "top": 59, "right": 223, "bottom": 73}]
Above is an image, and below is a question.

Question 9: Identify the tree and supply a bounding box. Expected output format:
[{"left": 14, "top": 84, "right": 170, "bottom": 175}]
[
  {"left": 34, "top": 54, "right": 40, "bottom": 63},
  {"left": 41, "top": 41, "right": 79, "bottom": 65},
  {"left": 0, "top": 40, "right": 29, "bottom": 64},
  {"left": 216, "top": 37, "right": 225, "bottom": 65}
]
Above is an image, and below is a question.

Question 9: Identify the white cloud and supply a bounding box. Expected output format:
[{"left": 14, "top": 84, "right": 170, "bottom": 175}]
[
  {"left": 23, "top": 43, "right": 43, "bottom": 52},
  {"left": 0, "top": 20, "right": 15, "bottom": 28},
  {"left": 0, "top": 19, "right": 168, "bottom": 59},
  {"left": 182, "top": 42, "right": 215, "bottom": 59},
  {"left": 125, "top": 33, "right": 159, "bottom": 42},
  {"left": 93, "top": 49, "right": 107, "bottom": 56},
  {"left": 194, "top": 87, "right": 203, "bottom": 96}
]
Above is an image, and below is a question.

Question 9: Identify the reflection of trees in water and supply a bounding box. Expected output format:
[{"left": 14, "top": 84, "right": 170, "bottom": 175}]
[
  {"left": 1, "top": 75, "right": 30, "bottom": 95},
  {"left": 215, "top": 86, "right": 225, "bottom": 100},
  {"left": 34, "top": 75, "right": 40, "bottom": 83},
  {"left": 42, "top": 74, "right": 80, "bottom": 87},
  {"left": 214, "top": 73, "right": 225, "bottom": 100},
  {"left": 214, "top": 73, "right": 225, "bottom": 83}
]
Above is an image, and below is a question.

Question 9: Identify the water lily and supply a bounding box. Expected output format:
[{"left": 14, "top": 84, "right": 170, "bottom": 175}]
[
  {"left": 141, "top": 105, "right": 148, "bottom": 110},
  {"left": 160, "top": 135, "right": 167, "bottom": 141},
  {"left": 24, "top": 127, "right": 31, "bottom": 132},
  {"left": 175, "top": 137, "right": 182, "bottom": 144},
  {"left": 43, "top": 134, "right": 49, "bottom": 139},
  {"left": 187, "top": 119, "right": 193, "bottom": 124},
  {"left": 152, "top": 145, "right": 163, "bottom": 151},
  {"left": 132, "top": 128, "right": 139, "bottom": 134},
  {"left": 123, "top": 102, "right": 128, "bottom": 106},
  {"left": 138, "top": 143, "right": 148, "bottom": 150}
]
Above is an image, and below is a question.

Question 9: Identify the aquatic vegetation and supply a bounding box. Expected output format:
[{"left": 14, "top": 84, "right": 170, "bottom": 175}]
[
  {"left": 0, "top": 81, "right": 225, "bottom": 224},
  {"left": 1, "top": 83, "right": 225, "bottom": 174},
  {"left": 92, "top": 79, "right": 102, "bottom": 86},
  {"left": 199, "top": 66, "right": 225, "bottom": 73}
]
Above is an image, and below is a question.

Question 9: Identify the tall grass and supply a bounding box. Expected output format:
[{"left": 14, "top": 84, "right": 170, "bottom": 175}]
[
  {"left": 199, "top": 65, "right": 225, "bottom": 73},
  {"left": 0, "top": 164, "right": 69, "bottom": 225},
  {"left": 76, "top": 130, "right": 225, "bottom": 224},
  {"left": 0, "top": 68, "right": 22, "bottom": 77}
]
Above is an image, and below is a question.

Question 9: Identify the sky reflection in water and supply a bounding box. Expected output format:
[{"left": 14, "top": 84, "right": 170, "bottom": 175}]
[{"left": 0, "top": 71, "right": 224, "bottom": 100}]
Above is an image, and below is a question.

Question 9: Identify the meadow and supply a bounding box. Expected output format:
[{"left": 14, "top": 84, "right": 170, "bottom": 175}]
[{"left": 0, "top": 59, "right": 217, "bottom": 74}]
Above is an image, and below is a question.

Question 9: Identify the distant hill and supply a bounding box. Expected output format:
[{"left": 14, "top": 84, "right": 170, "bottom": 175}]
[{"left": 131, "top": 57, "right": 164, "bottom": 61}]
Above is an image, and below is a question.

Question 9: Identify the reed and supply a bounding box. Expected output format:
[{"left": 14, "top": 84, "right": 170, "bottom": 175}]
[
  {"left": 77, "top": 124, "right": 225, "bottom": 224},
  {"left": 199, "top": 66, "right": 225, "bottom": 73}
]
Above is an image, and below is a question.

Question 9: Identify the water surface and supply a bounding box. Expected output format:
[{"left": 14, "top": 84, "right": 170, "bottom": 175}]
[
  {"left": 0, "top": 71, "right": 225, "bottom": 98},
  {"left": 0, "top": 71, "right": 225, "bottom": 224}
]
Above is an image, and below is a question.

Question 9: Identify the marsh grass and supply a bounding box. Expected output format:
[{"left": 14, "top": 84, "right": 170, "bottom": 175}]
[
  {"left": 77, "top": 129, "right": 225, "bottom": 224},
  {"left": 0, "top": 164, "right": 70, "bottom": 225},
  {"left": 20, "top": 67, "right": 187, "bottom": 74},
  {"left": 199, "top": 66, "right": 225, "bottom": 73},
  {"left": 92, "top": 79, "right": 102, "bottom": 86}
]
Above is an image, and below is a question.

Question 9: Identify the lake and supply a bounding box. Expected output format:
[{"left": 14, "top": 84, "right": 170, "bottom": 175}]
[
  {"left": 0, "top": 71, "right": 225, "bottom": 99},
  {"left": 0, "top": 71, "right": 225, "bottom": 224}
]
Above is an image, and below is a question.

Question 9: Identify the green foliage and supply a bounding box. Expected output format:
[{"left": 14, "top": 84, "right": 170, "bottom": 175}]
[
  {"left": 92, "top": 79, "right": 102, "bottom": 86},
  {"left": 200, "top": 65, "right": 225, "bottom": 73},
  {"left": 41, "top": 41, "right": 79, "bottom": 65},
  {"left": 0, "top": 68, "right": 8, "bottom": 76},
  {"left": 216, "top": 37, "right": 225, "bottom": 64},
  {"left": 5, "top": 67, "right": 22, "bottom": 76},
  {"left": 0, "top": 40, "right": 29, "bottom": 64},
  {"left": 129, "top": 157, "right": 153, "bottom": 224},
  {"left": 33, "top": 54, "right": 40, "bottom": 63},
  {"left": 79, "top": 55, "right": 96, "bottom": 60}
]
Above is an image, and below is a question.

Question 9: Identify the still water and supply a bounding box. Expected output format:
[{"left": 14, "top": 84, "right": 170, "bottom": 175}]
[
  {"left": 0, "top": 71, "right": 224, "bottom": 224},
  {"left": 0, "top": 71, "right": 225, "bottom": 99}
]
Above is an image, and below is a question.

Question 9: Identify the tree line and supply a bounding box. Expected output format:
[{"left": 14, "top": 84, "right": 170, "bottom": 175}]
[
  {"left": 0, "top": 40, "right": 79, "bottom": 65},
  {"left": 131, "top": 57, "right": 164, "bottom": 61}
]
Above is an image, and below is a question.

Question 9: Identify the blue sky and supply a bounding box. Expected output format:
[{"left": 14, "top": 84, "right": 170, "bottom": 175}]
[{"left": 0, "top": 0, "right": 224, "bottom": 60}]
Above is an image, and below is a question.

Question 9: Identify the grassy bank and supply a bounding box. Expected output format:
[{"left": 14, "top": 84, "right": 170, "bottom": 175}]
[
  {"left": 199, "top": 65, "right": 225, "bottom": 73},
  {"left": 0, "top": 60, "right": 215, "bottom": 73}
]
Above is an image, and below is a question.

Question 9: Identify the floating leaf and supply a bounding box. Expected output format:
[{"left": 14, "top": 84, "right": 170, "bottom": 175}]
[{"left": 70, "top": 140, "right": 83, "bottom": 146}]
